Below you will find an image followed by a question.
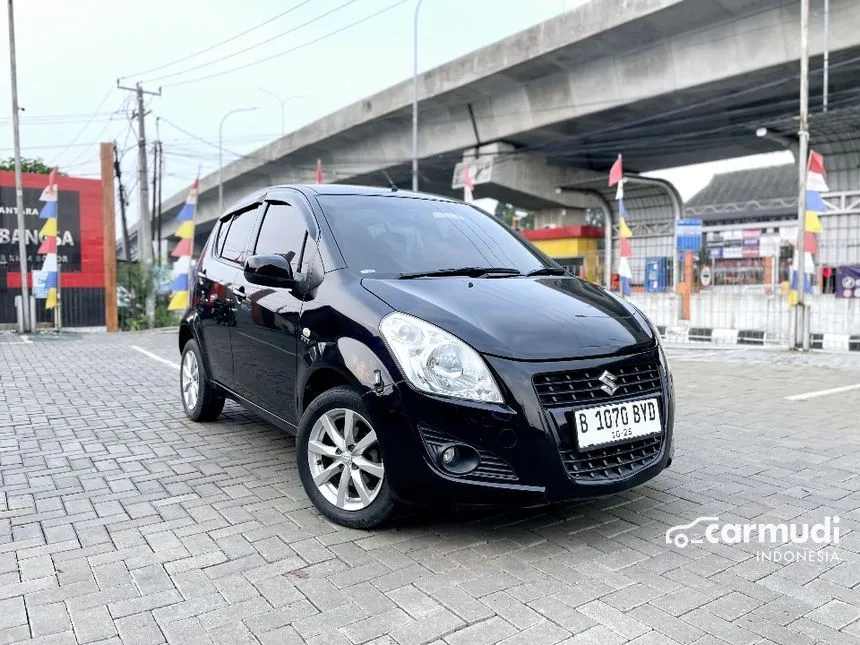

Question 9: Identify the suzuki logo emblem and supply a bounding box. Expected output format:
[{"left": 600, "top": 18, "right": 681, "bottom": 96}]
[{"left": 599, "top": 370, "right": 619, "bottom": 396}]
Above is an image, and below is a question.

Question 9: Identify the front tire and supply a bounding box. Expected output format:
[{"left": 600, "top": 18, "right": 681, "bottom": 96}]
[
  {"left": 296, "top": 386, "right": 397, "bottom": 529},
  {"left": 180, "top": 339, "right": 225, "bottom": 422}
]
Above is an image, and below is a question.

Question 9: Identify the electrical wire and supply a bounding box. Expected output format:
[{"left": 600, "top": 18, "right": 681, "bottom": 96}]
[
  {"left": 120, "top": 0, "right": 315, "bottom": 81},
  {"left": 161, "top": 0, "right": 409, "bottom": 88},
  {"left": 50, "top": 88, "right": 117, "bottom": 162},
  {"left": 144, "top": 0, "right": 363, "bottom": 84}
]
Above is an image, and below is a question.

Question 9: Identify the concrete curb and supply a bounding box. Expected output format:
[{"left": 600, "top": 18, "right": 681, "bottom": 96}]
[{"left": 655, "top": 326, "right": 860, "bottom": 351}]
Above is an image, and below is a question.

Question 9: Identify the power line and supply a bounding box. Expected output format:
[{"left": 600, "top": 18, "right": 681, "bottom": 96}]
[
  {"left": 51, "top": 87, "right": 117, "bottom": 162},
  {"left": 121, "top": 0, "right": 315, "bottom": 81},
  {"left": 144, "top": 0, "right": 362, "bottom": 84},
  {"left": 161, "top": 0, "right": 409, "bottom": 88}
]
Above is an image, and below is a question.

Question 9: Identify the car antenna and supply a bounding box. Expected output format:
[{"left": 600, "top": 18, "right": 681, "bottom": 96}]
[{"left": 382, "top": 170, "right": 398, "bottom": 192}]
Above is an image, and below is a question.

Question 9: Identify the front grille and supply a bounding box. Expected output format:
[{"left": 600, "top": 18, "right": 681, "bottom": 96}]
[
  {"left": 418, "top": 426, "right": 518, "bottom": 481},
  {"left": 533, "top": 355, "right": 661, "bottom": 407},
  {"left": 560, "top": 435, "right": 662, "bottom": 481}
]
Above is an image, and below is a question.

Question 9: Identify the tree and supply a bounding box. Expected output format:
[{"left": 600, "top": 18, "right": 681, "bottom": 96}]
[
  {"left": 0, "top": 157, "right": 57, "bottom": 174},
  {"left": 494, "top": 202, "right": 534, "bottom": 230}
]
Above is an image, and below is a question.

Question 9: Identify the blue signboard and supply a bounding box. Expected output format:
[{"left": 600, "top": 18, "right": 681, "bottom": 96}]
[{"left": 675, "top": 219, "right": 703, "bottom": 253}]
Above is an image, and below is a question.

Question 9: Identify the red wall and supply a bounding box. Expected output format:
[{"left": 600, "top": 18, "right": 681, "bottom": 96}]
[{"left": 0, "top": 171, "right": 104, "bottom": 289}]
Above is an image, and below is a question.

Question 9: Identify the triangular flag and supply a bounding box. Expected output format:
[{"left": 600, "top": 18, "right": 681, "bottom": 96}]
[
  {"left": 806, "top": 190, "right": 826, "bottom": 213},
  {"left": 619, "top": 200, "right": 628, "bottom": 219},
  {"left": 44, "top": 271, "right": 58, "bottom": 289},
  {"left": 39, "top": 218, "right": 57, "bottom": 237},
  {"left": 805, "top": 231, "right": 818, "bottom": 255},
  {"left": 315, "top": 159, "right": 323, "bottom": 184},
  {"left": 620, "top": 238, "right": 632, "bottom": 258},
  {"left": 804, "top": 210, "right": 822, "bottom": 233},
  {"left": 619, "top": 219, "right": 633, "bottom": 239},
  {"left": 39, "top": 201, "right": 57, "bottom": 219},
  {"left": 171, "top": 255, "right": 191, "bottom": 277},
  {"left": 808, "top": 150, "right": 826, "bottom": 176},
  {"left": 615, "top": 180, "right": 624, "bottom": 201},
  {"left": 608, "top": 155, "right": 623, "bottom": 187},
  {"left": 168, "top": 291, "right": 189, "bottom": 311},
  {"left": 39, "top": 168, "right": 58, "bottom": 202},
  {"left": 176, "top": 221, "right": 195, "bottom": 239},
  {"left": 45, "top": 288, "right": 58, "bottom": 309},
  {"left": 171, "top": 238, "right": 192, "bottom": 258},
  {"left": 171, "top": 273, "right": 189, "bottom": 292},
  {"left": 40, "top": 254, "right": 57, "bottom": 273},
  {"left": 176, "top": 202, "right": 195, "bottom": 222},
  {"left": 38, "top": 236, "right": 57, "bottom": 255}
]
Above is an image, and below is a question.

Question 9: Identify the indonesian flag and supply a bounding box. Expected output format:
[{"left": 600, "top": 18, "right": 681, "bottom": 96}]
[
  {"left": 39, "top": 168, "right": 58, "bottom": 202},
  {"left": 806, "top": 150, "right": 828, "bottom": 193},
  {"left": 315, "top": 159, "right": 323, "bottom": 184},
  {"left": 462, "top": 164, "right": 474, "bottom": 202},
  {"left": 608, "top": 154, "right": 623, "bottom": 187}
]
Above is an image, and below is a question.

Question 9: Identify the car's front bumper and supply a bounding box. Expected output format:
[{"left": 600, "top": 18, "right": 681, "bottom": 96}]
[{"left": 366, "top": 346, "right": 675, "bottom": 508}]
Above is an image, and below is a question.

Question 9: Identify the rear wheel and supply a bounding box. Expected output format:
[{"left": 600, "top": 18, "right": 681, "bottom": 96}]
[
  {"left": 296, "top": 387, "right": 397, "bottom": 529},
  {"left": 180, "top": 339, "right": 225, "bottom": 422}
]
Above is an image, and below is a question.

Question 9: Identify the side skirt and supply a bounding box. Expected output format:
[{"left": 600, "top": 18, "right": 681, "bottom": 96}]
[{"left": 214, "top": 382, "right": 299, "bottom": 436}]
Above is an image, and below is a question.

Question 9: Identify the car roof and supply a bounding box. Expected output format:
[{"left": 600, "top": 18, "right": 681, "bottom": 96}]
[{"left": 271, "top": 184, "right": 458, "bottom": 202}]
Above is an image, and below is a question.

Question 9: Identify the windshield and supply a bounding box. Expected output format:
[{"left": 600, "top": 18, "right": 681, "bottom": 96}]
[{"left": 316, "top": 195, "right": 554, "bottom": 278}]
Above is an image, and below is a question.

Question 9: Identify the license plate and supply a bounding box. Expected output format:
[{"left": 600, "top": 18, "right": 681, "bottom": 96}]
[{"left": 574, "top": 398, "right": 661, "bottom": 450}]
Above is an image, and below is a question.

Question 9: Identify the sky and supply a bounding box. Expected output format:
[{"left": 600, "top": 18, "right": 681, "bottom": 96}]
[{"left": 0, "top": 0, "right": 793, "bottom": 227}]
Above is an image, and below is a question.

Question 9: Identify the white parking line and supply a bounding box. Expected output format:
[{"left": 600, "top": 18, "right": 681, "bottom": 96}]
[
  {"left": 784, "top": 383, "right": 860, "bottom": 401},
  {"left": 131, "top": 345, "right": 180, "bottom": 370}
]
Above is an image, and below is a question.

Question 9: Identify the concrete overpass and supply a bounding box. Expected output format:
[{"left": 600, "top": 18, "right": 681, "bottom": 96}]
[{"left": 143, "top": 0, "right": 860, "bottom": 285}]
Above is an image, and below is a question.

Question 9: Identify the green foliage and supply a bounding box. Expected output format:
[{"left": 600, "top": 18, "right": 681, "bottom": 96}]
[
  {"left": 0, "top": 157, "right": 58, "bottom": 174},
  {"left": 116, "top": 260, "right": 180, "bottom": 331},
  {"left": 494, "top": 202, "right": 534, "bottom": 230}
]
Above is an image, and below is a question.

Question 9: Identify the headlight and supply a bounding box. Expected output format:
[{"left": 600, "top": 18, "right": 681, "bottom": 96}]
[{"left": 379, "top": 312, "right": 503, "bottom": 403}]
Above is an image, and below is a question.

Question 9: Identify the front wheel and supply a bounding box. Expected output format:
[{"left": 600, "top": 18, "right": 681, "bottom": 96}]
[
  {"left": 180, "top": 339, "right": 225, "bottom": 422},
  {"left": 296, "top": 387, "right": 397, "bottom": 529}
]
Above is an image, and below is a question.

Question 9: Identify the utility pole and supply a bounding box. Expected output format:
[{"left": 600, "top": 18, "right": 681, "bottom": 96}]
[
  {"left": 151, "top": 140, "right": 158, "bottom": 266},
  {"left": 157, "top": 140, "right": 163, "bottom": 266},
  {"left": 411, "top": 0, "right": 424, "bottom": 193},
  {"left": 113, "top": 143, "right": 131, "bottom": 262},
  {"left": 793, "top": 0, "right": 811, "bottom": 350},
  {"left": 823, "top": 0, "right": 830, "bottom": 112},
  {"left": 7, "top": 0, "right": 30, "bottom": 333},
  {"left": 118, "top": 80, "right": 160, "bottom": 327}
]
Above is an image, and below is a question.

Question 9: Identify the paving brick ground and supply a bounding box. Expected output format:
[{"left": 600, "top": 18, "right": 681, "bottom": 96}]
[{"left": 1, "top": 329, "right": 858, "bottom": 644}]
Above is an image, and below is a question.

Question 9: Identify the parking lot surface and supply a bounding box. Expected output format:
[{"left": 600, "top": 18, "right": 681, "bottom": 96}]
[{"left": 1, "top": 330, "right": 858, "bottom": 644}]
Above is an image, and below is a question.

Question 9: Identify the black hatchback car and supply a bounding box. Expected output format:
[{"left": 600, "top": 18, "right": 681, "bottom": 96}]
[{"left": 178, "top": 184, "right": 674, "bottom": 528}]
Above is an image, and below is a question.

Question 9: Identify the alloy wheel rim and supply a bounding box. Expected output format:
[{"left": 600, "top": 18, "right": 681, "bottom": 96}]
[
  {"left": 307, "top": 408, "right": 384, "bottom": 511},
  {"left": 181, "top": 350, "right": 200, "bottom": 411}
]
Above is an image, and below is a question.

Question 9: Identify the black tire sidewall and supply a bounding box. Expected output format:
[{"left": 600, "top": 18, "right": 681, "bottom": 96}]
[
  {"left": 296, "top": 386, "right": 396, "bottom": 529},
  {"left": 180, "top": 339, "right": 206, "bottom": 419}
]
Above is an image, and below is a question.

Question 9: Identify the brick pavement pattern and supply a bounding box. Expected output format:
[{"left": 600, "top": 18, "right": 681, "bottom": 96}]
[{"left": 0, "top": 329, "right": 858, "bottom": 644}]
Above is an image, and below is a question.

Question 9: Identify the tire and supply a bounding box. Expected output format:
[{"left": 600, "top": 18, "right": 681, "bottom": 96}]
[
  {"left": 180, "top": 339, "right": 225, "bottom": 422},
  {"left": 296, "top": 386, "right": 397, "bottom": 529}
]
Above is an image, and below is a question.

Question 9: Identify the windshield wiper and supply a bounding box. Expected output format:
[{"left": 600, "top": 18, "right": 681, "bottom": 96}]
[
  {"left": 526, "top": 267, "right": 568, "bottom": 276},
  {"left": 398, "top": 267, "right": 522, "bottom": 279}
]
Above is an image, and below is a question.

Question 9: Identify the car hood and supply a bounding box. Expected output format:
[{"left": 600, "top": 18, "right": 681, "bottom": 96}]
[{"left": 361, "top": 275, "right": 655, "bottom": 360}]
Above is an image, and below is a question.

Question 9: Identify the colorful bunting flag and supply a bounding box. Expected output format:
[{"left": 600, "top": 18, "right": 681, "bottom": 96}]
[
  {"left": 32, "top": 168, "right": 60, "bottom": 311},
  {"left": 790, "top": 150, "right": 827, "bottom": 305},
  {"left": 168, "top": 179, "right": 199, "bottom": 311},
  {"left": 610, "top": 154, "right": 632, "bottom": 297},
  {"left": 315, "top": 159, "right": 324, "bottom": 184}
]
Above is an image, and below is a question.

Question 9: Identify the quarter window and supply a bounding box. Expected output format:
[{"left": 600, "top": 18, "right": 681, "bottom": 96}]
[{"left": 219, "top": 208, "right": 257, "bottom": 264}]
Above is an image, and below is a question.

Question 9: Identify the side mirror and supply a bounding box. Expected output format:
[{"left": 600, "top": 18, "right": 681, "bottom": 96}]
[{"left": 244, "top": 253, "right": 295, "bottom": 288}]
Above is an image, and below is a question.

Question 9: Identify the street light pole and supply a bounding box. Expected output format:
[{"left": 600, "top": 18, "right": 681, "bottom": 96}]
[
  {"left": 219, "top": 106, "right": 258, "bottom": 215},
  {"left": 259, "top": 89, "right": 305, "bottom": 136},
  {"left": 793, "top": 0, "right": 810, "bottom": 350},
  {"left": 7, "top": 0, "right": 30, "bottom": 333},
  {"left": 411, "top": 0, "right": 424, "bottom": 193}
]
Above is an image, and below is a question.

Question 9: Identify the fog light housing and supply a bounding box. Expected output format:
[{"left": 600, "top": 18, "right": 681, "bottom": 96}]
[{"left": 437, "top": 443, "right": 479, "bottom": 475}]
